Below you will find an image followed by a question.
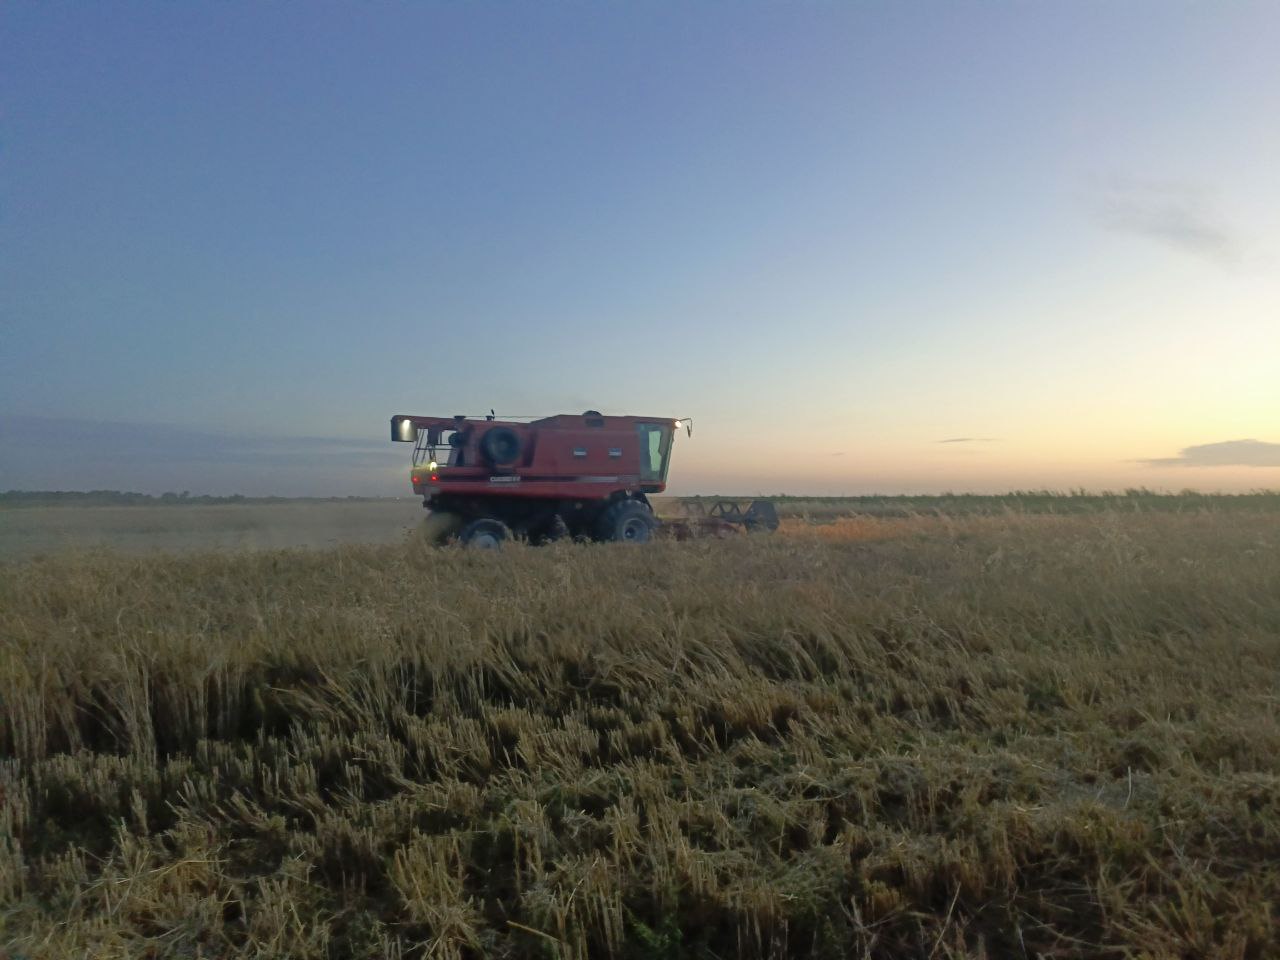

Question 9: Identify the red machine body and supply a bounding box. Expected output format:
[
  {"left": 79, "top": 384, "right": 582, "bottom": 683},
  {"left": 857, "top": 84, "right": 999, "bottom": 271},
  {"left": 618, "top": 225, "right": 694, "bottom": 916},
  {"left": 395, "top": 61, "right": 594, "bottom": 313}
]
[{"left": 390, "top": 411, "right": 682, "bottom": 546}]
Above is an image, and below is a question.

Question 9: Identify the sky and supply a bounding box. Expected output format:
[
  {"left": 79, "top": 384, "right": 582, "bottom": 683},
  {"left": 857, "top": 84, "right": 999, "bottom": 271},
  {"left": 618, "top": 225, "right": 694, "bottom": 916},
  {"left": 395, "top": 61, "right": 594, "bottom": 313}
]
[{"left": 2, "top": 1, "right": 1278, "bottom": 496}]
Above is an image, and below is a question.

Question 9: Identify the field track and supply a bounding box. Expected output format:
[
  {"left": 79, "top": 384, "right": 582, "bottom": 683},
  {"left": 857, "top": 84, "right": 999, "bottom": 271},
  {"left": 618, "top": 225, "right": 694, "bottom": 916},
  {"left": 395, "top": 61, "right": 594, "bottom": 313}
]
[{"left": 1, "top": 511, "right": 1278, "bottom": 958}]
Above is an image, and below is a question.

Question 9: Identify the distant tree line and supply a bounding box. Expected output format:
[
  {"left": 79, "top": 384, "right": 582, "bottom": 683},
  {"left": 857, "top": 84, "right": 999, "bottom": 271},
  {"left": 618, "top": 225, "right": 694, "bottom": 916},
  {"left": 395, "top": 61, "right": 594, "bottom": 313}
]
[
  {"left": 684, "top": 488, "right": 1280, "bottom": 516},
  {"left": 0, "top": 490, "right": 386, "bottom": 508},
  {"left": 6, "top": 488, "right": 1279, "bottom": 513}
]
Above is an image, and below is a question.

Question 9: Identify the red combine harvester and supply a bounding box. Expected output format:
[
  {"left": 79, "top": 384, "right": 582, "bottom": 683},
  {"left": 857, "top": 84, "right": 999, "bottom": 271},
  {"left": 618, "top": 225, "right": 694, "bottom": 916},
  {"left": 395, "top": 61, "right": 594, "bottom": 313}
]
[{"left": 390, "top": 410, "right": 778, "bottom": 547}]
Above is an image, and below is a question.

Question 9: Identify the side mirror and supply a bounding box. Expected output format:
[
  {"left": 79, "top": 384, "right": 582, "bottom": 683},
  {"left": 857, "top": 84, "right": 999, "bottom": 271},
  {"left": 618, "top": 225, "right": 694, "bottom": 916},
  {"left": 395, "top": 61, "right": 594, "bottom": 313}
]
[{"left": 391, "top": 417, "right": 418, "bottom": 442}]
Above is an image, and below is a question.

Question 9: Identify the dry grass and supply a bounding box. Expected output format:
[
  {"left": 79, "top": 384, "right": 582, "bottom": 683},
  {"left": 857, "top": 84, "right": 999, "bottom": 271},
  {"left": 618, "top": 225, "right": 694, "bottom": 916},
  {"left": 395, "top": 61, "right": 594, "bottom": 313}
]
[{"left": 1, "top": 513, "right": 1278, "bottom": 958}]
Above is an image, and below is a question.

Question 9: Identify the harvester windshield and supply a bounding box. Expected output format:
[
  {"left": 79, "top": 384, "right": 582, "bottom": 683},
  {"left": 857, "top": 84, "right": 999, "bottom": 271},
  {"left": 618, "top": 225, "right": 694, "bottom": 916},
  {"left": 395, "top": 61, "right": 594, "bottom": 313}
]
[
  {"left": 412, "top": 428, "right": 461, "bottom": 467},
  {"left": 637, "top": 422, "right": 673, "bottom": 483}
]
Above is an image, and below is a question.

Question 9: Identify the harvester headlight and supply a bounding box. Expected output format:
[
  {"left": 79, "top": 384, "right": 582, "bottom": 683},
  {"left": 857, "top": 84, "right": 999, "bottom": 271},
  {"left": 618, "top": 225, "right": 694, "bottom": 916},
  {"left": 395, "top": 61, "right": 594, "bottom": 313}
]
[{"left": 393, "top": 417, "right": 418, "bottom": 442}]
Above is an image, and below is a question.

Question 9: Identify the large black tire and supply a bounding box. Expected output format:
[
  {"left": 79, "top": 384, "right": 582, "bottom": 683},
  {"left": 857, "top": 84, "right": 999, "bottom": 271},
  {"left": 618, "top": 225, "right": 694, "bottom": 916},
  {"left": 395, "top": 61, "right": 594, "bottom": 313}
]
[
  {"left": 595, "top": 499, "right": 656, "bottom": 544},
  {"left": 457, "top": 517, "right": 510, "bottom": 549},
  {"left": 534, "top": 513, "right": 570, "bottom": 545},
  {"left": 479, "top": 428, "right": 521, "bottom": 467},
  {"left": 419, "top": 511, "right": 464, "bottom": 545}
]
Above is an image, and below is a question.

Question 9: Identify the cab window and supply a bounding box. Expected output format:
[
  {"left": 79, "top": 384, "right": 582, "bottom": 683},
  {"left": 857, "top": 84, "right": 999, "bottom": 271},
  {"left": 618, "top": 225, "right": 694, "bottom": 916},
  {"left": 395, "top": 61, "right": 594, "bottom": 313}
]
[{"left": 636, "top": 423, "right": 672, "bottom": 482}]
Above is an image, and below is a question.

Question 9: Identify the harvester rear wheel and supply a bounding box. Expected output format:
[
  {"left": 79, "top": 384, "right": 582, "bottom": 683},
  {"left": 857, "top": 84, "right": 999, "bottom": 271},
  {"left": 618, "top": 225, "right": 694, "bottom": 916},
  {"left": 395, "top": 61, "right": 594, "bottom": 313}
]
[
  {"left": 596, "top": 499, "right": 656, "bottom": 544},
  {"left": 458, "top": 518, "right": 510, "bottom": 549},
  {"left": 419, "top": 511, "right": 464, "bottom": 545}
]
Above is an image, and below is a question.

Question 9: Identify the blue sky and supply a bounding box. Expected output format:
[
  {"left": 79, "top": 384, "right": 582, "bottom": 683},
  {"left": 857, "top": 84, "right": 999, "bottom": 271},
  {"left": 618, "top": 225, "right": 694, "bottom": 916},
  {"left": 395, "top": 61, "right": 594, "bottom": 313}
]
[{"left": 3, "top": 2, "right": 1278, "bottom": 495}]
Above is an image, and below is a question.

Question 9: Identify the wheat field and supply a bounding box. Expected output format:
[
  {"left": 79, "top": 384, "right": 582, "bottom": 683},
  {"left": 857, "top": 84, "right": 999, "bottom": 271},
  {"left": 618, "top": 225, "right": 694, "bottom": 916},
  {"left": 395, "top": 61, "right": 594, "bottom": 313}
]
[{"left": 1, "top": 511, "right": 1278, "bottom": 958}]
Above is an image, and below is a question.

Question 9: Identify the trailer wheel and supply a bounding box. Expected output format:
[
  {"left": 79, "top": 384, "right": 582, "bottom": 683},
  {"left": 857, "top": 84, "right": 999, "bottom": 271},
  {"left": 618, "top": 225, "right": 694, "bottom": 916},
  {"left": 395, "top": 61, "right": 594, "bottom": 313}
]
[
  {"left": 743, "top": 500, "right": 780, "bottom": 533},
  {"left": 458, "top": 518, "right": 510, "bottom": 549},
  {"left": 596, "top": 499, "right": 656, "bottom": 544}
]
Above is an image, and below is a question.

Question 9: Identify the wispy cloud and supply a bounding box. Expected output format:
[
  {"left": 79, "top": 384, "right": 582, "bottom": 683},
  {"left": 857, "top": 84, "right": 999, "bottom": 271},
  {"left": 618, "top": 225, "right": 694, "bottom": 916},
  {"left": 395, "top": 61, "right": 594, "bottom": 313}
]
[
  {"left": 1142, "top": 439, "right": 1280, "bottom": 468},
  {"left": 937, "top": 437, "right": 999, "bottom": 444},
  {"left": 1093, "top": 178, "right": 1241, "bottom": 265}
]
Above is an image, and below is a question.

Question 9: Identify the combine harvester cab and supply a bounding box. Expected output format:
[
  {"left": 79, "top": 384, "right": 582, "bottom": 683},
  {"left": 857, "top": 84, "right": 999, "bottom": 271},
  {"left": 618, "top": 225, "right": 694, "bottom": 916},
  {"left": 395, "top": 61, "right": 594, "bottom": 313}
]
[{"left": 391, "top": 411, "right": 780, "bottom": 548}]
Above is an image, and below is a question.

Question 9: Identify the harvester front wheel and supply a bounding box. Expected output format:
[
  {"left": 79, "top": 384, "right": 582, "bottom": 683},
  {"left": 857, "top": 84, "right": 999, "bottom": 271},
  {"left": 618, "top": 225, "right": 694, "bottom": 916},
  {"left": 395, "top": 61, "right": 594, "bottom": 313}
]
[
  {"left": 458, "top": 518, "right": 510, "bottom": 549},
  {"left": 596, "top": 500, "right": 656, "bottom": 544},
  {"left": 419, "top": 511, "right": 464, "bottom": 545}
]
